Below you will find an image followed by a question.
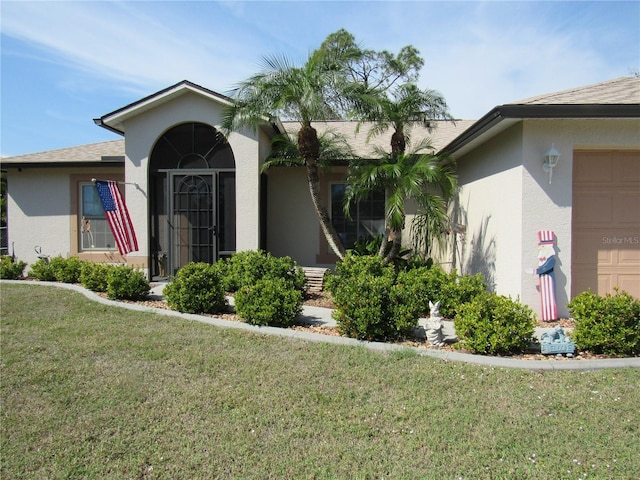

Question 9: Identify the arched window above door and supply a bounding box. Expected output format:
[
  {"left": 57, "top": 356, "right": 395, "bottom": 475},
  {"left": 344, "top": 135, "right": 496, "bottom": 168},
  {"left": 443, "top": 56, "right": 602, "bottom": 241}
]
[{"left": 150, "top": 122, "right": 235, "bottom": 171}]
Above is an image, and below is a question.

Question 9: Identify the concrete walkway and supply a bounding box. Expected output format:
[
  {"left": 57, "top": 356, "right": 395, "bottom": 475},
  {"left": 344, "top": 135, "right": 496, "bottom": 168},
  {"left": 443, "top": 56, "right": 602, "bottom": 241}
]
[{"left": 5, "top": 280, "right": 640, "bottom": 371}]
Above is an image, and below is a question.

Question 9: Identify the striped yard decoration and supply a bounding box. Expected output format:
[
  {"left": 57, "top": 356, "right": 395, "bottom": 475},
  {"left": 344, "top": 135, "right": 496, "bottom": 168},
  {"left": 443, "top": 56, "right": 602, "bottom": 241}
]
[{"left": 536, "top": 230, "right": 558, "bottom": 322}]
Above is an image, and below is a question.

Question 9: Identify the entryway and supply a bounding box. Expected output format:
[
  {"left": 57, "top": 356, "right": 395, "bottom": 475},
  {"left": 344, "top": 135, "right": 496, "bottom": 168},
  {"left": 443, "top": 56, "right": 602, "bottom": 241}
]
[{"left": 149, "top": 122, "right": 236, "bottom": 277}]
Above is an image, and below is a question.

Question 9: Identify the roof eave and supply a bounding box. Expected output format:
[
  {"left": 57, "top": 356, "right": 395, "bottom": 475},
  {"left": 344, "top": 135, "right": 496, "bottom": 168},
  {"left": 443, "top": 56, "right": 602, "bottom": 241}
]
[
  {"left": 3, "top": 160, "right": 124, "bottom": 169},
  {"left": 96, "top": 80, "right": 235, "bottom": 134},
  {"left": 441, "top": 103, "right": 640, "bottom": 157}
]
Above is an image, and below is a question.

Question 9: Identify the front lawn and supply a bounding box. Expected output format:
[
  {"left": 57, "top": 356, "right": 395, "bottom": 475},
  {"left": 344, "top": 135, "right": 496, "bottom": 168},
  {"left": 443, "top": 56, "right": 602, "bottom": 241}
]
[{"left": 1, "top": 283, "right": 639, "bottom": 479}]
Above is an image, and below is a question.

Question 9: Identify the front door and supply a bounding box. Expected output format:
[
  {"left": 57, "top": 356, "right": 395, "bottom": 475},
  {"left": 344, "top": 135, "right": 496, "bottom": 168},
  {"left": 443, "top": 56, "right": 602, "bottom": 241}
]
[{"left": 170, "top": 172, "right": 216, "bottom": 273}]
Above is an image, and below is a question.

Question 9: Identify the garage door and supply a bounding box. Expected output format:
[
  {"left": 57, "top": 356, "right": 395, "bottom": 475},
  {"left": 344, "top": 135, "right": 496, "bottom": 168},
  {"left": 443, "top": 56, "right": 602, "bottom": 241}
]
[{"left": 572, "top": 150, "right": 640, "bottom": 298}]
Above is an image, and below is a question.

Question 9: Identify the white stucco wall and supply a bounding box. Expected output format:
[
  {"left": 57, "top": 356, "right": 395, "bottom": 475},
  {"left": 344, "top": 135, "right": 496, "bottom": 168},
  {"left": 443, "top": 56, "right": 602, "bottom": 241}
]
[
  {"left": 6, "top": 167, "right": 123, "bottom": 266},
  {"left": 454, "top": 124, "right": 524, "bottom": 298},
  {"left": 266, "top": 166, "right": 320, "bottom": 266},
  {"left": 120, "top": 91, "right": 265, "bottom": 265},
  {"left": 520, "top": 118, "right": 640, "bottom": 316},
  {"left": 7, "top": 169, "right": 71, "bottom": 265},
  {"left": 455, "top": 118, "right": 640, "bottom": 319}
]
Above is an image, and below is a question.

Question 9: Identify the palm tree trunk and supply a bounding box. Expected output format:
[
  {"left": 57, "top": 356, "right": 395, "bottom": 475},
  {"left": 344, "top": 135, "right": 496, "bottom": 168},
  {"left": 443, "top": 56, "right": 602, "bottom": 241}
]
[
  {"left": 299, "top": 124, "right": 346, "bottom": 260},
  {"left": 378, "top": 187, "right": 390, "bottom": 257},
  {"left": 384, "top": 227, "right": 402, "bottom": 264}
]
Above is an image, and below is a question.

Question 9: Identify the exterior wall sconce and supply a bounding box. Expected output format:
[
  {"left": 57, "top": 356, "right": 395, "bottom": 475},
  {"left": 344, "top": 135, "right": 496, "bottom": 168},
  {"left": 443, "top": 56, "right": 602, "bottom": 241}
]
[{"left": 543, "top": 144, "right": 560, "bottom": 184}]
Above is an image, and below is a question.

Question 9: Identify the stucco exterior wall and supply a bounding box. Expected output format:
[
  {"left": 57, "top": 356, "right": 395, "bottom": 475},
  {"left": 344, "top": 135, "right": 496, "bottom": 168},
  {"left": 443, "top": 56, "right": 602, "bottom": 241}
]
[
  {"left": 120, "top": 92, "right": 265, "bottom": 268},
  {"left": 520, "top": 118, "right": 640, "bottom": 316},
  {"left": 455, "top": 118, "right": 639, "bottom": 320},
  {"left": 266, "top": 167, "right": 320, "bottom": 266},
  {"left": 6, "top": 166, "right": 123, "bottom": 266},
  {"left": 453, "top": 124, "right": 524, "bottom": 298}
]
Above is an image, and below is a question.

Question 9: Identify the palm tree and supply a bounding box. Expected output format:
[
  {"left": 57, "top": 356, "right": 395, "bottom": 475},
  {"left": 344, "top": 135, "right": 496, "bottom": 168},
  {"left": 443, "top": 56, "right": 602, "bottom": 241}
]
[
  {"left": 222, "top": 52, "right": 349, "bottom": 259},
  {"left": 345, "top": 139, "right": 456, "bottom": 263},
  {"left": 350, "top": 83, "right": 455, "bottom": 262}
]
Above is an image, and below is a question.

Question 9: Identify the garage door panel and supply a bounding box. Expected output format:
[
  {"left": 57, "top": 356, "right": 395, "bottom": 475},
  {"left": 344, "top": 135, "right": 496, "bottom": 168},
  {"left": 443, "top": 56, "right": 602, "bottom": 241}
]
[
  {"left": 572, "top": 233, "right": 600, "bottom": 264},
  {"left": 618, "top": 274, "right": 640, "bottom": 295},
  {"left": 597, "top": 247, "right": 615, "bottom": 265},
  {"left": 573, "top": 152, "right": 614, "bottom": 182},
  {"left": 597, "top": 275, "right": 614, "bottom": 295},
  {"left": 573, "top": 191, "right": 613, "bottom": 224},
  {"left": 572, "top": 266, "right": 596, "bottom": 294},
  {"left": 614, "top": 191, "right": 640, "bottom": 224},
  {"left": 572, "top": 150, "right": 640, "bottom": 299},
  {"left": 618, "top": 247, "right": 640, "bottom": 265},
  {"left": 617, "top": 152, "right": 640, "bottom": 183}
]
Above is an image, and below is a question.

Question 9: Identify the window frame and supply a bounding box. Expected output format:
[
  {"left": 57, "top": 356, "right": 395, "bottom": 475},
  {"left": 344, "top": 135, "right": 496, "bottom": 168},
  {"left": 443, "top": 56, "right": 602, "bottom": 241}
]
[
  {"left": 70, "top": 173, "right": 126, "bottom": 259},
  {"left": 329, "top": 181, "right": 386, "bottom": 250},
  {"left": 78, "top": 181, "right": 118, "bottom": 252}
]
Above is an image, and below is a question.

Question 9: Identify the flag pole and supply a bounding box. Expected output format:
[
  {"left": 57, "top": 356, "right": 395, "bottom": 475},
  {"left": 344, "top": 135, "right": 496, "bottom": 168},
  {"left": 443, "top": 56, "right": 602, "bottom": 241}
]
[{"left": 91, "top": 178, "right": 137, "bottom": 186}]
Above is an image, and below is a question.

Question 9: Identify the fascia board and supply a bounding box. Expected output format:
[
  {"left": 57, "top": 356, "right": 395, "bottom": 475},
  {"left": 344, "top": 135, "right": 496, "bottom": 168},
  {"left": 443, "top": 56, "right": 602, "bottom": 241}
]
[
  {"left": 442, "top": 104, "right": 640, "bottom": 158},
  {"left": 95, "top": 81, "right": 235, "bottom": 134}
]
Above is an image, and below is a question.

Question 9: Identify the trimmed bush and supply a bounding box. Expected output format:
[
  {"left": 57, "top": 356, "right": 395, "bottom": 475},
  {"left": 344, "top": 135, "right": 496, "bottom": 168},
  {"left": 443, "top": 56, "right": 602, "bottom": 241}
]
[
  {"left": 217, "top": 250, "right": 305, "bottom": 293},
  {"left": 568, "top": 290, "right": 640, "bottom": 356},
  {"left": 455, "top": 292, "right": 536, "bottom": 355},
  {"left": 28, "top": 258, "right": 57, "bottom": 281},
  {"left": 326, "top": 254, "right": 488, "bottom": 341},
  {"left": 163, "top": 262, "right": 226, "bottom": 314},
  {"left": 327, "top": 254, "right": 412, "bottom": 341},
  {"left": 390, "top": 267, "right": 432, "bottom": 323},
  {"left": 0, "top": 255, "right": 27, "bottom": 279},
  {"left": 410, "top": 265, "right": 486, "bottom": 319},
  {"left": 235, "top": 277, "right": 303, "bottom": 327},
  {"left": 50, "top": 256, "right": 84, "bottom": 283},
  {"left": 80, "top": 262, "right": 114, "bottom": 292},
  {"left": 106, "top": 265, "right": 149, "bottom": 301},
  {"left": 327, "top": 253, "right": 389, "bottom": 284}
]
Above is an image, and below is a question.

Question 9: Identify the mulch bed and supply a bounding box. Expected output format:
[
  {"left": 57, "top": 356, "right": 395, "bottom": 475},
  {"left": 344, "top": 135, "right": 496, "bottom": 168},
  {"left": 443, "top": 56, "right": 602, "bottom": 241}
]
[{"left": 90, "top": 286, "right": 622, "bottom": 361}]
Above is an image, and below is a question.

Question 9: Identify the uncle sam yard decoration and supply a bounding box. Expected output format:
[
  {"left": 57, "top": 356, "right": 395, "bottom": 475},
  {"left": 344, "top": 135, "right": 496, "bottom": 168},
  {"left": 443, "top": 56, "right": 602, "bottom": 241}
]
[{"left": 526, "top": 230, "right": 558, "bottom": 322}]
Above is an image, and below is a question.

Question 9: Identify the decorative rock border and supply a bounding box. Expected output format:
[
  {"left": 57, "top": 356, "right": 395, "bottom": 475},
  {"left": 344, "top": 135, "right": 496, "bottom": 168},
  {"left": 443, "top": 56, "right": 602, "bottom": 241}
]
[{"left": 3, "top": 280, "right": 639, "bottom": 371}]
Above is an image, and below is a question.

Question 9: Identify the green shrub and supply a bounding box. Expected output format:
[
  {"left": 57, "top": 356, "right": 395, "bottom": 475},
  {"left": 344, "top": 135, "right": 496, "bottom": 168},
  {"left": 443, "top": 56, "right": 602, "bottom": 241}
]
[
  {"left": 80, "top": 262, "right": 114, "bottom": 292},
  {"left": 49, "top": 256, "right": 84, "bottom": 283},
  {"left": 568, "top": 290, "right": 640, "bottom": 356},
  {"left": 327, "top": 255, "right": 412, "bottom": 341},
  {"left": 106, "top": 265, "right": 149, "bottom": 301},
  {"left": 0, "top": 255, "right": 27, "bottom": 279},
  {"left": 217, "top": 250, "right": 305, "bottom": 292},
  {"left": 163, "top": 262, "right": 226, "bottom": 314},
  {"left": 411, "top": 266, "right": 486, "bottom": 319},
  {"left": 332, "top": 272, "right": 399, "bottom": 341},
  {"left": 235, "top": 277, "right": 303, "bottom": 327},
  {"left": 326, "top": 254, "right": 487, "bottom": 341},
  {"left": 455, "top": 292, "right": 536, "bottom": 355},
  {"left": 448, "top": 273, "right": 487, "bottom": 316},
  {"left": 326, "top": 253, "right": 389, "bottom": 287},
  {"left": 390, "top": 267, "right": 432, "bottom": 320},
  {"left": 28, "top": 258, "right": 56, "bottom": 281}
]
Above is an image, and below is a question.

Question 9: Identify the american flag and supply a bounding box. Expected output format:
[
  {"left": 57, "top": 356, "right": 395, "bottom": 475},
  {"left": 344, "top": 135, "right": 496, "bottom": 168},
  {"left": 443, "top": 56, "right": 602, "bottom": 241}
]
[{"left": 94, "top": 180, "right": 138, "bottom": 255}]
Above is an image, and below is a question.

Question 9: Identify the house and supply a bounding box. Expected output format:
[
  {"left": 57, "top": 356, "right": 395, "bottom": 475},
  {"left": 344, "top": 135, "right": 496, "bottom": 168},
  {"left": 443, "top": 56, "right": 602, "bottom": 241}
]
[{"left": 3, "top": 77, "right": 639, "bottom": 319}]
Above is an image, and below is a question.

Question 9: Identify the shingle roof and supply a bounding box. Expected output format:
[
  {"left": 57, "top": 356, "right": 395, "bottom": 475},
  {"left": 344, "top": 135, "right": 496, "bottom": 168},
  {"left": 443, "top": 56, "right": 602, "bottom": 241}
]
[
  {"left": 443, "top": 77, "right": 640, "bottom": 156},
  {"left": 6, "top": 77, "right": 635, "bottom": 165},
  {"left": 281, "top": 119, "right": 476, "bottom": 157},
  {"left": 511, "top": 76, "right": 640, "bottom": 105},
  {"left": 2, "top": 139, "right": 124, "bottom": 165}
]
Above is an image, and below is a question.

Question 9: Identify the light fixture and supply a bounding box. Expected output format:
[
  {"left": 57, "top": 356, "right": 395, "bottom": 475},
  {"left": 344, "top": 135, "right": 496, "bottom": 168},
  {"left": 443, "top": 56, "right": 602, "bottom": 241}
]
[{"left": 543, "top": 143, "right": 560, "bottom": 184}]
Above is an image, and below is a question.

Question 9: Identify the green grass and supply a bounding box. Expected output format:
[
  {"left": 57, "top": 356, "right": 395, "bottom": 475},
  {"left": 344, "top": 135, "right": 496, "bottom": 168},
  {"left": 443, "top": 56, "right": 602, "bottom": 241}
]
[{"left": 1, "top": 283, "right": 639, "bottom": 479}]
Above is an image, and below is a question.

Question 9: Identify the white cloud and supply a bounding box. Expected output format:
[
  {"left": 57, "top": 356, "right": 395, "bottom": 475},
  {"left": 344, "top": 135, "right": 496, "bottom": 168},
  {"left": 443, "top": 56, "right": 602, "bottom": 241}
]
[
  {"left": 1, "top": 0, "right": 638, "bottom": 155},
  {"left": 1, "top": 1, "right": 261, "bottom": 94}
]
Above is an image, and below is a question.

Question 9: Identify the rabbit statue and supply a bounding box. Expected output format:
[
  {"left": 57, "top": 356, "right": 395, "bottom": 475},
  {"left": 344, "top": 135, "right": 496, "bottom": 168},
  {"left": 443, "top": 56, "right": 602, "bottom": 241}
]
[{"left": 424, "top": 300, "right": 445, "bottom": 347}]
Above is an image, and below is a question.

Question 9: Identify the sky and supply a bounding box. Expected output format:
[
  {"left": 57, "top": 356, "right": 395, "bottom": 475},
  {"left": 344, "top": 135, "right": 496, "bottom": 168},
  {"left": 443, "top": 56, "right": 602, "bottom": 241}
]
[{"left": 1, "top": 0, "right": 638, "bottom": 157}]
